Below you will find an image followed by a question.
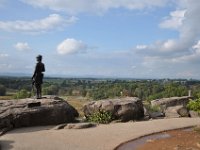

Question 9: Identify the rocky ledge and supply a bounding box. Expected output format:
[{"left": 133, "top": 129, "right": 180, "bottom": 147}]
[{"left": 0, "top": 96, "right": 79, "bottom": 135}]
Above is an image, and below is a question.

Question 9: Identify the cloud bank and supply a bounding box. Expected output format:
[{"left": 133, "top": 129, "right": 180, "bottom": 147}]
[
  {"left": 135, "top": 1, "right": 200, "bottom": 64},
  {"left": 20, "top": 0, "right": 169, "bottom": 14},
  {"left": 0, "top": 14, "right": 78, "bottom": 33},
  {"left": 14, "top": 42, "right": 32, "bottom": 51},
  {"left": 0, "top": 53, "right": 8, "bottom": 58},
  {"left": 159, "top": 10, "right": 186, "bottom": 30}
]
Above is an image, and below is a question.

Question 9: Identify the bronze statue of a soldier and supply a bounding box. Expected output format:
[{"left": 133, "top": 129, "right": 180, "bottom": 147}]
[{"left": 32, "top": 55, "right": 45, "bottom": 99}]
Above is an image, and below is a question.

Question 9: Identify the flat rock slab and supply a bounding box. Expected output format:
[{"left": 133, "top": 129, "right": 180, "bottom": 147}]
[
  {"left": 53, "top": 122, "right": 96, "bottom": 130},
  {"left": 151, "top": 96, "right": 192, "bottom": 109},
  {"left": 1, "top": 118, "right": 200, "bottom": 150},
  {"left": 65, "top": 122, "right": 96, "bottom": 129}
]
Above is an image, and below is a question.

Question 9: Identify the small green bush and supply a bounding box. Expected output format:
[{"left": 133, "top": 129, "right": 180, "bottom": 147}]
[
  {"left": 14, "top": 89, "right": 31, "bottom": 99},
  {"left": 87, "top": 111, "right": 113, "bottom": 124},
  {"left": 145, "top": 104, "right": 162, "bottom": 113},
  {"left": 187, "top": 98, "right": 200, "bottom": 114}
]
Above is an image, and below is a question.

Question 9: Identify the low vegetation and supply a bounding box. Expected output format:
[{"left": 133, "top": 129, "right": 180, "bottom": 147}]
[
  {"left": 187, "top": 98, "right": 200, "bottom": 114},
  {"left": 144, "top": 104, "right": 162, "bottom": 113},
  {"left": 87, "top": 111, "right": 113, "bottom": 124},
  {"left": 14, "top": 89, "right": 31, "bottom": 99}
]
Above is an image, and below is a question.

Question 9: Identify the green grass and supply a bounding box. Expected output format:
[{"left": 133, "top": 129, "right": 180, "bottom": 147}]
[{"left": 0, "top": 95, "right": 14, "bottom": 100}]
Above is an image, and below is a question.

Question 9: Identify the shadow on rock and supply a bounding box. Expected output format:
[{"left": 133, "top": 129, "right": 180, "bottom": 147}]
[{"left": 0, "top": 140, "right": 14, "bottom": 150}]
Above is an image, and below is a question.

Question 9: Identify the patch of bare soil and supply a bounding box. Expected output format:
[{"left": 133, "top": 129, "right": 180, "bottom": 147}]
[{"left": 137, "top": 128, "right": 200, "bottom": 150}]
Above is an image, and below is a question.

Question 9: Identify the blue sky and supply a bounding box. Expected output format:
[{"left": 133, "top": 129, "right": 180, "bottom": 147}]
[{"left": 0, "top": 0, "right": 200, "bottom": 79}]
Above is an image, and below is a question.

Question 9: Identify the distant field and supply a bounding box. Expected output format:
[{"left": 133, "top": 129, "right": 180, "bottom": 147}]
[
  {"left": 61, "top": 96, "right": 90, "bottom": 117},
  {"left": 0, "top": 95, "right": 13, "bottom": 100},
  {"left": 0, "top": 90, "right": 16, "bottom": 100}
]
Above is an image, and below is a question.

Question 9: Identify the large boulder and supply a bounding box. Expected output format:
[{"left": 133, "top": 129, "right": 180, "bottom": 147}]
[
  {"left": 83, "top": 97, "right": 144, "bottom": 122},
  {"left": 151, "top": 96, "right": 192, "bottom": 110},
  {"left": 0, "top": 96, "right": 79, "bottom": 134}
]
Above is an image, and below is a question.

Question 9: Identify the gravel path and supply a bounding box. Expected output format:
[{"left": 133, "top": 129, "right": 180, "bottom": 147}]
[{"left": 1, "top": 118, "right": 200, "bottom": 150}]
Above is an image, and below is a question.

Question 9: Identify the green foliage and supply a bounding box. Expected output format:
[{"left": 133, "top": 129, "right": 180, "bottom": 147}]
[
  {"left": 187, "top": 98, "right": 200, "bottom": 114},
  {"left": 14, "top": 89, "right": 31, "bottom": 99},
  {"left": 0, "top": 84, "right": 6, "bottom": 96},
  {"left": 91, "top": 90, "right": 109, "bottom": 100},
  {"left": 87, "top": 111, "right": 113, "bottom": 124},
  {"left": 43, "top": 85, "right": 59, "bottom": 95},
  {"left": 145, "top": 104, "right": 162, "bottom": 113},
  {"left": 147, "top": 82, "right": 188, "bottom": 101},
  {"left": 1, "top": 77, "right": 200, "bottom": 101}
]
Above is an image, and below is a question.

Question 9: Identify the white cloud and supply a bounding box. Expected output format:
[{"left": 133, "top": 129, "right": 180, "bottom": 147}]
[
  {"left": 14, "top": 42, "right": 31, "bottom": 51},
  {"left": 172, "top": 40, "right": 200, "bottom": 63},
  {"left": 0, "top": 64, "right": 12, "bottom": 69},
  {"left": 20, "top": 0, "right": 169, "bottom": 14},
  {"left": 136, "top": 45, "right": 147, "bottom": 49},
  {"left": 135, "top": 1, "right": 200, "bottom": 57},
  {"left": 193, "top": 40, "right": 200, "bottom": 50},
  {"left": 133, "top": 1, "right": 200, "bottom": 79},
  {"left": 159, "top": 10, "right": 186, "bottom": 29},
  {"left": 0, "top": 14, "right": 78, "bottom": 33},
  {"left": 57, "top": 38, "right": 88, "bottom": 55},
  {"left": 0, "top": 53, "right": 8, "bottom": 58},
  {"left": 162, "top": 40, "right": 177, "bottom": 51}
]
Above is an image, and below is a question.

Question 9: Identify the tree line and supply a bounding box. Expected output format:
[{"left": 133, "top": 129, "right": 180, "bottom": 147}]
[{"left": 0, "top": 76, "right": 200, "bottom": 100}]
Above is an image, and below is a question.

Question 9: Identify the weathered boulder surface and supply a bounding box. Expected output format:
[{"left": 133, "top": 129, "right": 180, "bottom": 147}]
[
  {"left": 189, "top": 111, "right": 200, "bottom": 118},
  {"left": 151, "top": 96, "right": 192, "bottom": 110},
  {"left": 83, "top": 97, "right": 144, "bottom": 122},
  {"left": 0, "top": 96, "right": 79, "bottom": 134},
  {"left": 65, "top": 123, "right": 96, "bottom": 129},
  {"left": 164, "top": 105, "right": 190, "bottom": 118},
  {"left": 52, "top": 122, "right": 96, "bottom": 130}
]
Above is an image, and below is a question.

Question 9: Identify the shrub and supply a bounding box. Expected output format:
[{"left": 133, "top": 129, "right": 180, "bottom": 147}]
[
  {"left": 144, "top": 104, "right": 162, "bottom": 113},
  {"left": 87, "top": 111, "right": 113, "bottom": 124},
  {"left": 14, "top": 89, "right": 31, "bottom": 99},
  {"left": 187, "top": 98, "right": 200, "bottom": 114}
]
